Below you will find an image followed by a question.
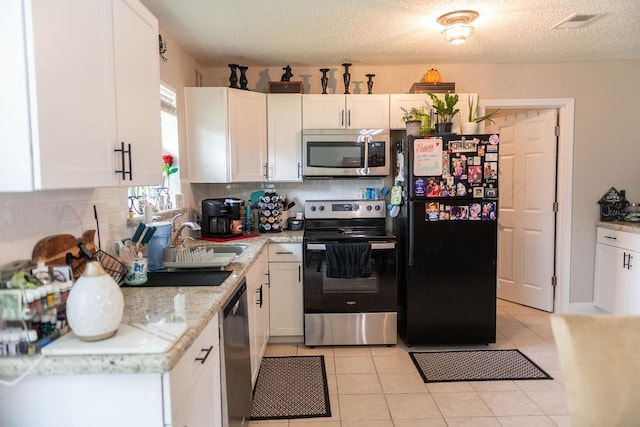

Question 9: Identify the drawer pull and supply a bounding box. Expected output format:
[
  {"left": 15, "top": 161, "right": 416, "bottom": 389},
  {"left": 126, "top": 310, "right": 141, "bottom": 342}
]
[
  {"left": 604, "top": 235, "right": 617, "bottom": 240},
  {"left": 195, "top": 345, "right": 214, "bottom": 364},
  {"left": 276, "top": 251, "right": 294, "bottom": 255}
]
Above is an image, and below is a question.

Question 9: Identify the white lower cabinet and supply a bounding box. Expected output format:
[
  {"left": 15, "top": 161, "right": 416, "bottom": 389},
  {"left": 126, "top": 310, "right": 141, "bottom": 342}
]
[
  {"left": 268, "top": 243, "right": 304, "bottom": 338},
  {"left": 165, "top": 314, "right": 222, "bottom": 427},
  {"left": 247, "top": 248, "right": 270, "bottom": 385},
  {"left": 594, "top": 227, "right": 640, "bottom": 315},
  {"left": 0, "top": 314, "right": 221, "bottom": 427}
]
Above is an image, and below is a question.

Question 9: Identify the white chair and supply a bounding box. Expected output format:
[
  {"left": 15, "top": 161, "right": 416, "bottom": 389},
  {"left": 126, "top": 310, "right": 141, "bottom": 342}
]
[{"left": 550, "top": 313, "right": 640, "bottom": 426}]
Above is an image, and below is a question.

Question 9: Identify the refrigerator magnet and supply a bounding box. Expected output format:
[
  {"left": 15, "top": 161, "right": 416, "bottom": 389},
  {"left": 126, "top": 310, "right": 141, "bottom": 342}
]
[
  {"left": 486, "top": 145, "right": 498, "bottom": 153},
  {"left": 439, "top": 211, "right": 450, "bottom": 220},
  {"left": 426, "top": 202, "right": 440, "bottom": 221},
  {"left": 469, "top": 203, "right": 482, "bottom": 220},
  {"left": 473, "top": 187, "right": 485, "bottom": 198},
  {"left": 486, "top": 188, "right": 497, "bottom": 198},
  {"left": 477, "top": 146, "right": 485, "bottom": 156},
  {"left": 482, "top": 202, "right": 497, "bottom": 221},
  {"left": 485, "top": 152, "right": 498, "bottom": 161},
  {"left": 414, "top": 178, "right": 426, "bottom": 196},
  {"left": 450, "top": 205, "right": 468, "bottom": 220},
  {"left": 468, "top": 166, "right": 482, "bottom": 184},
  {"left": 489, "top": 134, "right": 500, "bottom": 144},
  {"left": 484, "top": 162, "right": 498, "bottom": 180}
]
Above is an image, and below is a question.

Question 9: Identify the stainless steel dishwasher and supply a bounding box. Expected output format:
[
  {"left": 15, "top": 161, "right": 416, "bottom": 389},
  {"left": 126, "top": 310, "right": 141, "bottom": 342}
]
[{"left": 220, "top": 279, "right": 252, "bottom": 427}]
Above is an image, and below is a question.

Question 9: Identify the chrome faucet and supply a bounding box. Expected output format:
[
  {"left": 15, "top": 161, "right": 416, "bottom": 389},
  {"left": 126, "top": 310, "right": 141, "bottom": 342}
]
[{"left": 170, "top": 221, "right": 202, "bottom": 246}]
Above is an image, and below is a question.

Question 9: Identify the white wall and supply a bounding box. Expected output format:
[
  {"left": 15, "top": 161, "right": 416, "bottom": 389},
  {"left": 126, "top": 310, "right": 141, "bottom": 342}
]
[
  {"left": 203, "top": 61, "right": 640, "bottom": 304},
  {"left": 2, "top": 22, "right": 638, "bottom": 309}
]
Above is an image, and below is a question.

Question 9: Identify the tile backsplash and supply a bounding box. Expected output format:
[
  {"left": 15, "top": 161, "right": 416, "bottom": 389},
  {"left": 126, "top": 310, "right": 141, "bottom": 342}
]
[{"left": 0, "top": 177, "right": 391, "bottom": 267}]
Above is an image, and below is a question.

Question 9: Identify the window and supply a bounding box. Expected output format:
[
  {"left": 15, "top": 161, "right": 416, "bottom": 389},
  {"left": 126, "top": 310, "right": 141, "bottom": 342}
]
[{"left": 128, "top": 83, "right": 181, "bottom": 216}]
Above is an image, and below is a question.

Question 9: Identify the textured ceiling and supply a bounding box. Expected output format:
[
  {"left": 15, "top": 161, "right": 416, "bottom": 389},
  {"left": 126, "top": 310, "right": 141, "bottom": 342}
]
[{"left": 139, "top": 0, "right": 640, "bottom": 67}]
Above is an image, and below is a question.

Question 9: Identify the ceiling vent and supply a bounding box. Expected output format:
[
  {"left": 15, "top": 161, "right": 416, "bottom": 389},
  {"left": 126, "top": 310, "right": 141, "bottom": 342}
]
[{"left": 552, "top": 13, "right": 602, "bottom": 29}]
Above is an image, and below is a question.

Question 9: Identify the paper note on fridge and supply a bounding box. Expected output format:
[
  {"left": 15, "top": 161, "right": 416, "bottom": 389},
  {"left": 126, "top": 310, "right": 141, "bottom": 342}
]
[{"left": 413, "top": 138, "right": 443, "bottom": 177}]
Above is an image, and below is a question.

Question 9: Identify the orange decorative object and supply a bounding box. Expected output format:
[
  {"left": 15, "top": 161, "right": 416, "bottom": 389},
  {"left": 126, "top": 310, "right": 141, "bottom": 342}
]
[{"left": 424, "top": 68, "right": 442, "bottom": 83}]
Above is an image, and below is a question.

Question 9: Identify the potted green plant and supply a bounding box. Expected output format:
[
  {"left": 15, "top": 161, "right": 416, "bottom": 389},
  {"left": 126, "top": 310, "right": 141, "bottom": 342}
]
[
  {"left": 462, "top": 96, "right": 500, "bottom": 134},
  {"left": 427, "top": 92, "right": 459, "bottom": 134},
  {"left": 400, "top": 106, "right": 430, "bottom": 136}
]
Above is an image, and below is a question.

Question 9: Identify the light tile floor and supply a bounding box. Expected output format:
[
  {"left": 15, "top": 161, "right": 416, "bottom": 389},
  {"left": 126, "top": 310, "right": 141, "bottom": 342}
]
[{"left": 249, "top": 299, "right": 571, "bottom": 427}]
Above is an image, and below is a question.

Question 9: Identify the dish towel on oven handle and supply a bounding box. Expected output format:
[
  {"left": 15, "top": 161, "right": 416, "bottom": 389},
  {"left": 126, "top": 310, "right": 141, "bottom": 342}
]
[{"left": 325, "top": 242, "right": 372, "bottom": 278}]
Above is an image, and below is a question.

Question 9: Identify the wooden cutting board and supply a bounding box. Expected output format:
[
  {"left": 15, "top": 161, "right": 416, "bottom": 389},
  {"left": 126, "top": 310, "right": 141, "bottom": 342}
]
[{"left": 31, "top": 230, "right": 97, "bottom": 278}]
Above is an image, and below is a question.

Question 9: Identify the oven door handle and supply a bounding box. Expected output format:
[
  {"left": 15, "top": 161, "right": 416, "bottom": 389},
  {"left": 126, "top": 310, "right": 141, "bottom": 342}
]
[{"left": 306, "top": 242, "right": 395, "bottom": 251}]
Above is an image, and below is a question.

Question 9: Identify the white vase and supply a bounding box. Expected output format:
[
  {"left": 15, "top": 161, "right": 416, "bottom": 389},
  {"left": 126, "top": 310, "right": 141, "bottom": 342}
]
[
  {"left": 66, "top": 261, "right": 124, "bottom": 341},
  {"left": 461, "top": 122, "right": 480, "bottom": 135}
]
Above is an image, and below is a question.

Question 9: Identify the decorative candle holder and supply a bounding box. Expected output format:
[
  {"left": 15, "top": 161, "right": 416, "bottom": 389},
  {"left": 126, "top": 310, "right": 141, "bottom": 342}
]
[
  {"left": 239, "top": 66, "right": 248, "bottom": 90},
  {"left": 228, "top": 64, "right": 239, "bottom": 88},
  {"left": 365, "top": 74, "right": 375, "bottom": 94},
  {"left": 342, "top": 63, "right": 352, "bottom": 94},
  {"left": 320, "top": 68, "right": 330, "bottom": 94}
]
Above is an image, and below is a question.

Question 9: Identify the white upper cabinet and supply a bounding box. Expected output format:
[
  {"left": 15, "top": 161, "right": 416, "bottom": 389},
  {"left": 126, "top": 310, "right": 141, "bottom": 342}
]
[
  {"left": 267, "top": 94, "right": 302, "bottom": 182},
  {"left": 112, "top": 0, "right": 161, "bottom": 186},
  {"left": 0, "top": 0, "right": 160, "bottom": 192},
  {"left": 185, "top": 87, "right": 267, "bottom": 183},
  {"left": 389, "top": 94, "right": 432, "bottom": 130},
  {"left": 302, "top": 94, "right": 389, "bottom": 130}
]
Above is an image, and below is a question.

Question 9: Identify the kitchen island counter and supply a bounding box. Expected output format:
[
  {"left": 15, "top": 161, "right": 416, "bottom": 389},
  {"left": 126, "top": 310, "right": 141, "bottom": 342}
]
[{"left": 0, "top": 231, "right": 303, "bottom": 377}]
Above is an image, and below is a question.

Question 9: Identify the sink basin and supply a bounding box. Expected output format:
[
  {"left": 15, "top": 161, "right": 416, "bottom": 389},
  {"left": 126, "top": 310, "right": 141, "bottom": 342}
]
[{"left": 120, "top": 269, "right": 232, "bottom": 288}]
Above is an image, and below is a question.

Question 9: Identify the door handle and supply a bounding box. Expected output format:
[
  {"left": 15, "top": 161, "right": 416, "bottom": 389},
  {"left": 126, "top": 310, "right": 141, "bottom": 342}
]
[
  {"left": 408, "top": 201, "right": 415, "bottom": 266},
  {"left": 114, "top": 142, "right": 133, "bottom": 180},
  {"left": 256, "top": 285, "right": 263, "bottom": 307},
  {"left": 195, "top": 345, "right": 213, "bottom": 364}
]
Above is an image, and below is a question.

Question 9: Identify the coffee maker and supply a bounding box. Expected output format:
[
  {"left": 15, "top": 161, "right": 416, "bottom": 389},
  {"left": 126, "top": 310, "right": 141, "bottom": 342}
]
[{"left": 201, "top": 198, "right": 243, "bottom": 237}]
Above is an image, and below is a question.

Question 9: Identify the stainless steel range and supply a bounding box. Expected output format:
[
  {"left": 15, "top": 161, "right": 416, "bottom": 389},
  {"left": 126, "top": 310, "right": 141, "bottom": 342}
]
[{"left": 303, "top": 199, "right": 397, "bottom": 346}]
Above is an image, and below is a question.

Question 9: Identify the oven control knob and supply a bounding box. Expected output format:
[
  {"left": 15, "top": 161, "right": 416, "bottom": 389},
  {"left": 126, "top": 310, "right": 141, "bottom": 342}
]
[
  {"left": 366, "top": 205, "right": 372, "bottom": 211},
  {"left": 374, "top": 205, "right": 381, "bottom": 211},
  {"left": 319, "top": 206, "right": 325, "bottom": 211},
  {"left": 310, "top": 206, "right": 316, "bottom": 211}
]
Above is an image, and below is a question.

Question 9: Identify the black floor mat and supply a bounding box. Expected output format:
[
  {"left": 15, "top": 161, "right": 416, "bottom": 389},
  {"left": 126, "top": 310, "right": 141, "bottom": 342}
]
[
  {"left": 251, "top": 355, "right": 331, "bottom": 420},
  {"left": 410, "top": 349, "right": 553, "bottom": 383}
]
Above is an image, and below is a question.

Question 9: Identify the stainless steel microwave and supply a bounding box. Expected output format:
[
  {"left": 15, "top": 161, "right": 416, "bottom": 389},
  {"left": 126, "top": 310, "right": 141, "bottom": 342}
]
[{"left": 302, "top": 129, "right": 391, "bottom": 177}]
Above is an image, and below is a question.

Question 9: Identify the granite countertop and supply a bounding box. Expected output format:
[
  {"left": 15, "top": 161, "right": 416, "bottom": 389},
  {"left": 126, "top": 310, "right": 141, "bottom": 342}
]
[
  {"left": 0, "top": 231, "right": 303, "bottom": 377},
  {"left": 596, "top": 220, "right": 640, "bottom": 234}
]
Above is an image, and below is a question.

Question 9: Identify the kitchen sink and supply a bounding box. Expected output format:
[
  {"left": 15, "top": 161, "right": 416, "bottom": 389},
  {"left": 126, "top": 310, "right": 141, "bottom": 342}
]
[{"left": 120, "top": 269, "right": 232, "bottom": 288}]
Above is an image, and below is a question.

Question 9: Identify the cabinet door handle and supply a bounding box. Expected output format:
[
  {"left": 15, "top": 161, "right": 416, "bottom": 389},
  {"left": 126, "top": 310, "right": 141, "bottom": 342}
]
[
  {"left": 114, "top": 142, "right": 133, "bottom": 180},
  {"left": 195, "top": 345, "right": 214, "bottom": 364},
  {"left": 256, "top": 285, "right": 263, "bottom": 307},
  {"left": 629, "top": 253, "right": 634, "bottom": 270},
  {"left": 340, "top": 109, "right": 344, "bottom": 127},
  {"left": 297, "top": 162, "right": 301, "bottom": 179},
  {"left": 298, "top": 265, "right": 301, "bottom": 283},
  {"left": 347, "top": 110, "right": 351, "bottom": 127},
  {"left": 264, "top": 163, "right": 269, "bottom": 180}
]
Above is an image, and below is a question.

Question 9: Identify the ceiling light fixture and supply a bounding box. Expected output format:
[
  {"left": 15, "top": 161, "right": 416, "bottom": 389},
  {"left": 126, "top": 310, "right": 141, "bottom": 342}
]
[{"left": 438, "top": 10, "right": 479, "bottom": 45}]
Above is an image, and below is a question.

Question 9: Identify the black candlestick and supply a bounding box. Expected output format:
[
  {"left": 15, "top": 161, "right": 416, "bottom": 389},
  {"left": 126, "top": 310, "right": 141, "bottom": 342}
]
[
  {"left": 228, "top": 64, "right": 239, "bottom": 88},
  {"left": 365, "top": 74, "right": 375, "bottom": 94},
  {"left": 239, "top": 66, "right": 248, "bottom": 90},
  {"left": 320, "top": 68, "right": 330, "bottom": 94},
  {"left": 342, "top": 63, "right": 352, "bottom": 94}
]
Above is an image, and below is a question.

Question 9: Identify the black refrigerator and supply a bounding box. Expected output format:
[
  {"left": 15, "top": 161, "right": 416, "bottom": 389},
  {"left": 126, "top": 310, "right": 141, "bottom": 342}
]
[{"left": 395, "top": 133, "right": 499, "bottom": 346}]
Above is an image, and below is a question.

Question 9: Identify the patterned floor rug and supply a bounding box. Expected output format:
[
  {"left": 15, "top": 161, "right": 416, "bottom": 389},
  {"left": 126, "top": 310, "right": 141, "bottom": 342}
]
[
  {"left": 251, "top": 355, "right": 331, "bottom": 420},
  {"left": 410, "top": 349, "right": 553, "bottom": 383}
]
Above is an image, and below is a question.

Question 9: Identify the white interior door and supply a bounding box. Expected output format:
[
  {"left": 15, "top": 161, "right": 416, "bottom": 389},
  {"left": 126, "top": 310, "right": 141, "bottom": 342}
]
[{"left": 497, "top": 109, "right": 558, "bottom": 311}]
